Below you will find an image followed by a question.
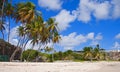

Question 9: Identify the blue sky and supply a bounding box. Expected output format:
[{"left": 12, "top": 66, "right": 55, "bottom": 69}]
[{"left": 1, "top": 0, "right": 120, "bottom": 51}]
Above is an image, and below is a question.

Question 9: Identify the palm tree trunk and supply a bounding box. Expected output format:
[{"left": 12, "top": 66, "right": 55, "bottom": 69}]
[
  {"left": 36, "top": 43, "right": 42, "bottom": 62},
  {"left": 10, "top": 39, "right": 21, "bottom": 61},
  {"left": 8, "top": 17, "right": 10, "bottom": 43},
  {"left": 27, "top": 45, "right": 34, "bottom": 61},
  {"left": 52, "top": 43, "right": 54, "bottom": 62},
  {"left": 1, "top": 30, "right": 4, "bottom": 40},
  {"left": 38, "top": 43, "right": 42, "bottom": 52},
  {"left": 1, "top": 0, "right": 5, "bottom": 40},
  {"left": 23, "top": 39, "right": 29, "bottom": 51},
  {"left": 2, "top": 36, "right": 5, "bottom": 55},
  {"left": 20, "top": 39, "right": 29, "bottom": 61}
]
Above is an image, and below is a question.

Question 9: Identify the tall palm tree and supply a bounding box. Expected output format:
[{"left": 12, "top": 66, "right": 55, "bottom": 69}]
[
  {"left": 46, "top": 18, "right": 61, "bottom": 62},
  {"left": 4, "top": 3, "right": 14, "bottom": 42},
  {"left": 25, "top": 16, "right": 45, "bottom": 61},
  {"left": 10, "top": 2, "right": 37, "bottom": 61},
  {"left": 0, "top": 0, "right": 9, "bottom": 56},
  {"left": 0, "top": 0, "right": 7, "bottom": 39}
]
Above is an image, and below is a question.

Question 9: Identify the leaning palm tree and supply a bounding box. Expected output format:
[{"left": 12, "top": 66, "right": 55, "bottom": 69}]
[
  {"left": 94, "top": 47, "right": 101, "bottom": 60},
  {"left": 25, "top": 16, "right": 45, "bottom": 61},
  {"left": 94, "top": 44, "right": 106, "bottom": 60},
  {"left": 10, "top": 2, "right": 37, "bottom": 61},
  {"left": 83, "top": 46, "right": 93, "bottom": 61}
]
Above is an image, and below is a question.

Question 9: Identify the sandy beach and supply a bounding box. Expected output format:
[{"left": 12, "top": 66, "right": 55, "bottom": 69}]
[{"left": 0, "top": 61, "right": 120, "bottom": 72}]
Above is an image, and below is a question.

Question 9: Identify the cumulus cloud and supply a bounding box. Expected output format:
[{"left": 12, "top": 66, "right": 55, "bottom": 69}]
[
  {"left": 87, "top": 32, "right": 94, "bottom": 39},
  {"left": 93, "top": 1, "right": 110, "bottom": 19},
  {"left": 9, "top": 26, "right": 19, "bottom": 46},
  {"left": 73, "top": 0, "right": 120, "bottom": 23},
  {"left": 113, "top": 42, "right": 120, "bottom": 50},
  {"left": 59, "top": 32, "right": 87, "bottom": 50},
  {"left": 112, "top": 0, "right": 120, "bottom": 18},
  {"left": 54, "top": 9, "right": 76, "bottom": 31},
  {"left": 38, "top": 0, "right": 62, "bottom": 10},
  {"left": 91, "top": 33, "right": 103, "bottom": 45},
  {"left": 59, "top": 32, "right": 102, "bottom": 50},
  {"left": 115, "top": 33, "right": 120, "bottom": 39},
  {"left": 73, "top": 0, "right": 111, "bottom": 22}
]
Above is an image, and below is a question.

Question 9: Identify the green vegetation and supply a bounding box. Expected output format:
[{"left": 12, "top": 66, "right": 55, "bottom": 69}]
[
  {"left": 0, "top": 0, "right": 60, "bottom": 61},
  {"left": 0, "top": 39, "right": 21, "bottom": 61},
  {"left": 20, "top": 44, "right": 108, "bottom": 62}
]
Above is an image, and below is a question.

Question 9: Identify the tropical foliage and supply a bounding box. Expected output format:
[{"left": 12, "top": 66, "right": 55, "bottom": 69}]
[{"left": 0, "top": 0, "right": 60, "bottom": 61}]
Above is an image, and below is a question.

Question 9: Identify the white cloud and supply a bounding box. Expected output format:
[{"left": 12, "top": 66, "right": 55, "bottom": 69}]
[
  {"left": 93, "top": 1, "right": 110, "bottom": 19},
  {"left": 38, "top": 0, "right": 62, "bottom": 10},
  {"left": 113, "top": 42, "right": 120, "bottom": 49},
  {"left": 59, "top": 32, "right": 102, "bottom": 50},
  {"left": 112, "top": 0, "right": 120, "bottom": 18},
  {"left": 59, "top": 32, "right": 87, "bottom": 50},
  {"left": 91, "top": 33, "right": 103, "bottom": 45},
  {"left": 73, "top": 0, "right": 91, "bottom": 23},
  {"left": 74, "top": 0, "right": 111, "bottom": 22},
  {"left": 87, "top": 32, "right": 94, "bottom": 39},
  {"left": 95, "top": 33, "right": 103, "bottom": 40},
  {"left": 73, "top": 0, "right": 120, "bottom": 23},
  {"left": 9, "top": 26, "right": 19, "bottom": 46},
  {"left": 54, "top": 9, "right": 76, "bottom": 31},
  {"left": 115, "top": 33, "right": 120, "bottom": 39}
]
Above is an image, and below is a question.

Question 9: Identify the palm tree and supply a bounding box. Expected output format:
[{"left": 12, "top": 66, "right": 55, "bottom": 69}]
[
  {"left": 17, "top": 26, "right": 28, "bottom": 61},
  {"left": 94, "top": 47, "right": 100, "bottom": 60},
  {"left": 25, "top": 16, "right": 45, "bottom": 61},
  {"left": 46, "top": 18, "right": 61, "bottom": 62},
  {"left": 44, "top": 46, "right": 53, "bottom": 53},
  {"left": 0, "top": 0, "right": 7, "bottom": 39},
  {"left": 83, "top": 46, "right": 93, "bottom": 61},
  {"left": 47, "top": 18, "right": 60, "bottom": 43},
  {"left": 9, "top": 2, "right": 37, "bottom": 61},
  {"left": 4, "top": 3, "right": 14, "bottom": 42},
  {"left": 14, "top": 2, "right": 36, "bottom": 24},
  {"left": 94, "top": 44, "right": 106, "bottom": 60},
  {"left": 0, "top": 20, "right": 5, "bottom": 39}
]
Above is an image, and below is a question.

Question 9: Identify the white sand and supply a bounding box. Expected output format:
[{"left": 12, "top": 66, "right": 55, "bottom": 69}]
[{"left": 0, "top": 61, "right": 120, "bottom": 72}]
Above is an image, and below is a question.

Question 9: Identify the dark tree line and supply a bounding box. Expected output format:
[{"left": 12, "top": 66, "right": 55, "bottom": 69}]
[{"left": 0, "top": 39, "right": 21, "bottom": 61}]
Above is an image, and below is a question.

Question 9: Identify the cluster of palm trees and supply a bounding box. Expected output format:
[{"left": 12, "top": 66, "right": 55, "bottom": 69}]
[
  {"left": 83, "top": 44, "right": 106, "bottom": 61},
  {"left": 0, "top": 0, "right": 61, "bottom": 61}
]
